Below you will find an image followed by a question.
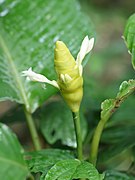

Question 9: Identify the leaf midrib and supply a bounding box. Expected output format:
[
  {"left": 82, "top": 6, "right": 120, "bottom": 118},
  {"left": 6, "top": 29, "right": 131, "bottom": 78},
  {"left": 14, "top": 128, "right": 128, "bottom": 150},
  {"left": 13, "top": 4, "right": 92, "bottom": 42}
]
[{"left": 0, "top": 35, "right": 30, "bottom": 111}]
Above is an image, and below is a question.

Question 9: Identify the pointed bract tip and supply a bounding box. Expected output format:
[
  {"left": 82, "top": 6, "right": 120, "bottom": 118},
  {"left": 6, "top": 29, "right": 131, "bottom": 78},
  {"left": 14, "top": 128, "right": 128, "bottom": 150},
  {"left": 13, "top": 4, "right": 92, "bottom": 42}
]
[{"left": 55, "top": 40, "right": 67, "bottom": 50}]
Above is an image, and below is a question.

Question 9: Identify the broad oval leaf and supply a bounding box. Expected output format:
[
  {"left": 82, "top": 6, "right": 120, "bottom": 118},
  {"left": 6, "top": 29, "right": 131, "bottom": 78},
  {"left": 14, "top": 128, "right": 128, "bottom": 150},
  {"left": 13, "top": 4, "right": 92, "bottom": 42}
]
[
  {"left": 25, "top": 149, "right": 74, "bottom": 176},
  {"left": 0, "top": 0, "right": 94, "bottom": 113},
  {"left": 45, "top": 159, "right": 103, "bottom": 180},
  {"left": 0, "top": 123, "right": 29, "bottom": 180},
  {"left": 39, "top": 101, "right": 87, "bottom": 147},
  {"left": 124, "top": 13, "right": 135, "bottom": 69}
]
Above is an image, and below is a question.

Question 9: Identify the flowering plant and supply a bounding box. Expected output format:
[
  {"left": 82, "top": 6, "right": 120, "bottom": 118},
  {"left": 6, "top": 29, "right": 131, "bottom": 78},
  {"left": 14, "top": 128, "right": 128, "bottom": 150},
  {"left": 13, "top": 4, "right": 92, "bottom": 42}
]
[{"left": 0, "top": 0, "right": 135, "bottom": 179}]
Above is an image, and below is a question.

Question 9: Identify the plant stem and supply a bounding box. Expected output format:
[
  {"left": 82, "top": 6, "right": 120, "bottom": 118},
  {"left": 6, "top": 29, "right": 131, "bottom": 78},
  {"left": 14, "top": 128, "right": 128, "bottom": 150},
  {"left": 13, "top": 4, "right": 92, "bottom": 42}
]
[
  {"left": 89, "top": 80, "right": 135, "bottom": 166},
  {"left": 24, "top": 108, "right": 41, "bottom": 151},
  {"left": 89, "top": 118, "right": 107, "bottom": 166},
  {"left": 72, "top": 111, "right": 83, "bottom": 160}
]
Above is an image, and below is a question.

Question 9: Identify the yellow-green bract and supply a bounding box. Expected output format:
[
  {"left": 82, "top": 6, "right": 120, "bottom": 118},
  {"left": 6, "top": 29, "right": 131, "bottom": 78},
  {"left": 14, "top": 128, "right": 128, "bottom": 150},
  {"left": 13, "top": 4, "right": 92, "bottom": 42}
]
[
  {"left": 54, "top": 41, "right": 83, "bottom": 112},
  {"left": 22, "top": 36, "right": 94, "bottom": 112}
]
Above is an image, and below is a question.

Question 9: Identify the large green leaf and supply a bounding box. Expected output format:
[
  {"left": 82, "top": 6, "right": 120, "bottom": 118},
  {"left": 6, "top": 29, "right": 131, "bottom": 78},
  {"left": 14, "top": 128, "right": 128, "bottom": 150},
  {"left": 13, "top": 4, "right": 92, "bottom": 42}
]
[
  {"left": 0, "top": 0, "right": 94, "bottom": 113},
  {"left": 45, "top": 159, "right": 103, "bottom": 180},
  {"left": 39, "top": 101, "right": 87, "bottom": 147},
  {"left": 124, "top": 13, "right": 135, "bottom": 69},
  {"left": 0, "top": 123, "right": 29, "bottom": 180},
  {"left": 25, "top": 149, "right": 74, "bottom": 178}
]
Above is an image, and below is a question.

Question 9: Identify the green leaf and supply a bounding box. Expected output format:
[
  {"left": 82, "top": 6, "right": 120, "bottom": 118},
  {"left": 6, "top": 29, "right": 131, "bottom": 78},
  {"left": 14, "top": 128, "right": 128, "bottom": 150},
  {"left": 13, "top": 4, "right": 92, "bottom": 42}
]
[
  {"left": 101, "top": 99, "right": 115, "bottom": 119},
  {"left": 0, "top": 123, "right": 29, "bottom": 180},
  {"left": 104, "top": 170, "right": 135, "bottom": 180},
  {"left": 101, "top": 80, "right": 135, "bottom": 120},
  {"left": 116, "top": 80, "right": 135, "bottom": 99},
  {"left": 25, "top": 149, "right": 74, "bottom": 177},
  {"left": 0, "top": 0, "right": 94, "bottom": 113},
  {"left": 39, "top": 101, "right": 87, "bottom": 147},
  {"left": 124, "top": 13, "right": 135, "bottom": 69},
  {"left": 45, "top": 159, "right": 103, "bottom": 180}
]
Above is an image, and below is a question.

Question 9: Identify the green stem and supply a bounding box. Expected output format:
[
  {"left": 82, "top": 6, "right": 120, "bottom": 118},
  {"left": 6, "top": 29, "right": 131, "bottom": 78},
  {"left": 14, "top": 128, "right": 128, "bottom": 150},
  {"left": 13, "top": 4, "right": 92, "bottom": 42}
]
[
  {"left": 72, "top": 111, "right": 83, "bottom": 160},
  {"left": 0, "top": 35, "right": 41, "bottom": 151},
  {"left": 89, "top": 118, "right": 107, "bottom": 166},
  {"left": 24, "top": 108, "right": 41, "bottom": 151},
  {"left": 89, "top": 80, "right": 135, "bottom": 166}
]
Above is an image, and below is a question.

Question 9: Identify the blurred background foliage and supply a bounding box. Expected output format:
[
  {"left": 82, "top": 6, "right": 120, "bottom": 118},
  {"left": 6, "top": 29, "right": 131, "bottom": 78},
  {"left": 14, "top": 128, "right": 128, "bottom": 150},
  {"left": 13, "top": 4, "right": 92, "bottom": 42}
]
[
  {"left": 79, "top": 0, "right": 135, "bottom": 175},
  {"left": 0, "top": 0, "right": 135, "bottom": 177}
]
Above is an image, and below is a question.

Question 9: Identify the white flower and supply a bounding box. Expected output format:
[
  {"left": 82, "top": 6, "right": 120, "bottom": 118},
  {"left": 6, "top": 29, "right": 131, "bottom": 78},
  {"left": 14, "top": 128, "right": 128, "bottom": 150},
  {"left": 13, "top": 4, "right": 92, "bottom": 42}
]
[{"left": 22, "top": 67, "right": 59, "bottom": 89}]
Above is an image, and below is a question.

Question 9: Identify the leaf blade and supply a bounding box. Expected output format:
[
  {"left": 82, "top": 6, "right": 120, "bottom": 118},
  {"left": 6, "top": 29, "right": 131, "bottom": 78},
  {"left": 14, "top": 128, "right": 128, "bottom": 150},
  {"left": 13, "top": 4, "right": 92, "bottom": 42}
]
[
  {"left": 0, "top": 0, "right": 95, "bottom": 112},
  {"left": 124, "top": 13, "right": 135, "bottom": 69},
  {"left": 0, "top": 123, "right": 29, "bottom": 180},
  {"left": 45, "top": 159, "right": 102, "bottom": 180},
  {"left": 40, "top": 101, "right": 87, "bottom": 147},
  {"left": 25, "top": 149, "right": 74, "bottom": 179}
]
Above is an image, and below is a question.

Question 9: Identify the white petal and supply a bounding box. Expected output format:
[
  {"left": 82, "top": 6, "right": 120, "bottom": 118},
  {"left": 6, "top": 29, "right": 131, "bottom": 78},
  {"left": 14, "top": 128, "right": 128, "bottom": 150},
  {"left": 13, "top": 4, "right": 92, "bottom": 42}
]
[
  {"left": 78, "top": 36, "right": 89, "bottom": 62},
  {"left": 76, "top": 36, "right": 94, "bottom": 64},
  {"left": 79, "top": 65, "right": 83, "bottom": 76},
  {"left": 86, "top": 37, "right": 94, "bottom": 53},
  {"left": 22, "top": 67, "right": 59, "bottom": 89},
  {"left": 22, "top": 67, "right": 48, "bottom": 82}
]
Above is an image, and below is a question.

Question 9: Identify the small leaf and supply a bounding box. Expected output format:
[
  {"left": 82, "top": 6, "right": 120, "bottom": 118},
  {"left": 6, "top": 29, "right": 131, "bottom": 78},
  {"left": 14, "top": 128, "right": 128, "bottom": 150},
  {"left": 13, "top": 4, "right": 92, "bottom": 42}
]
[
  {"left": 0, "top": 0, "right": 94, "bottom": 113},
  {"left": 0, "top": 123, "right": 29, "bottom": 180},
  {"left": 104, "top": 170, "right": 135, "bottom": 180},
  {"left": 101, "top": 99, "right": 115, "bottom": 119},
  {"left": 117, "top": 80, "right": 135, "bottom": 99},
  {"left": 101, "top": 80, "right": 135, "bottom": 120},
  {"left": 40, "top": 101, "right": 87, "bottom": 147},
  {"left": 124, "top": 13, "right": 135, "bottom": 69},
  {"left": 25, "top": 149, "right": 74, "bottom": 176},
  {"left": 45, "top": 159, "right": 102, "bottom": 180}
]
